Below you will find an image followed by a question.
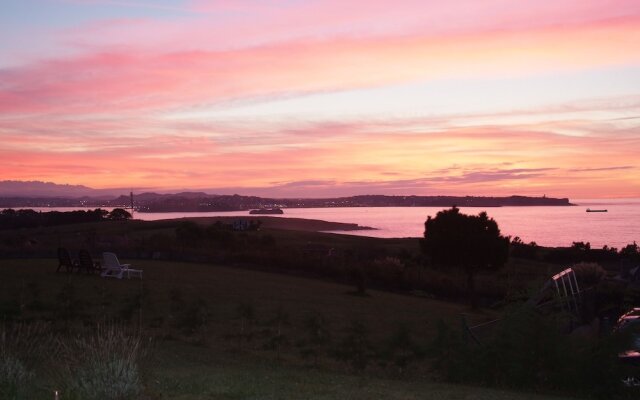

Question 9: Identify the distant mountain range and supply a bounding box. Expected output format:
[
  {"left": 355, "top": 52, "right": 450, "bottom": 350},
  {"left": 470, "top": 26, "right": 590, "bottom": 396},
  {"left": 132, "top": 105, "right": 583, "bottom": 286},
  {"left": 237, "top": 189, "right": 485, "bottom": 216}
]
[
  {"left": 0, "top": 180, "right": 129, "bottom": 198},
  {"left": 0, "top": 181, "right": 572, "bottom": 211}
]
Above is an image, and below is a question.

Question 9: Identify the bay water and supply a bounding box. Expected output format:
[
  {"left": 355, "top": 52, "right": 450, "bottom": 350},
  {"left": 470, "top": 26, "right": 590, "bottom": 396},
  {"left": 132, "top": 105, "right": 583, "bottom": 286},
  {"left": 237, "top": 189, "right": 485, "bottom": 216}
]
[{"left": 25, "top": 198, "right": 640, "bottom": 248}]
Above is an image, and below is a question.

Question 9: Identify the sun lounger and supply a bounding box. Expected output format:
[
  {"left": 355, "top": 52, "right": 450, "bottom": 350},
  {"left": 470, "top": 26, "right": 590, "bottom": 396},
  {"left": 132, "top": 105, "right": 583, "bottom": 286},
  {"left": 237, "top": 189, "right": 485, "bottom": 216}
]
[{"left": 100, "top": 252, "right": 143, "bottom": 279}]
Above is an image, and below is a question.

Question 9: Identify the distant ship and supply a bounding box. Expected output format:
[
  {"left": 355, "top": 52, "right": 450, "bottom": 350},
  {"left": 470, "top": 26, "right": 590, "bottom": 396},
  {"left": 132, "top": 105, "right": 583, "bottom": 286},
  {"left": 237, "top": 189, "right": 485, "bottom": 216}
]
[
  {"left": 586, "top": 208, "right": 607, "bottom": 213},
  {"left": 249, "top": 208, "right": 284, "bottom": 215}
]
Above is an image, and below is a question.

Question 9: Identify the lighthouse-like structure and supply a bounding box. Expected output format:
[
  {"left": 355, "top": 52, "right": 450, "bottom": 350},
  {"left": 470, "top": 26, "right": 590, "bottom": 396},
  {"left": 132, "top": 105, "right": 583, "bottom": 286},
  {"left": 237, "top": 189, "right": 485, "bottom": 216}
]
[{"left": 130, "top": 191, "right": 134, "bottom": 218}]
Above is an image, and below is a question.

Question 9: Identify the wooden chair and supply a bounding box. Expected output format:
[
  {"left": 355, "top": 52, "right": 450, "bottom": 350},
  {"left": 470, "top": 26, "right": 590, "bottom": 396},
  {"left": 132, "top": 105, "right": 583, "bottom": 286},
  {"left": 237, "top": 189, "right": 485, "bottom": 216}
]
[
  {"left": 78, "top": 249, "right": 102, "bottom": 274},
  {"left": 56, "top": 247, "right": 77, "bottom": 273}
]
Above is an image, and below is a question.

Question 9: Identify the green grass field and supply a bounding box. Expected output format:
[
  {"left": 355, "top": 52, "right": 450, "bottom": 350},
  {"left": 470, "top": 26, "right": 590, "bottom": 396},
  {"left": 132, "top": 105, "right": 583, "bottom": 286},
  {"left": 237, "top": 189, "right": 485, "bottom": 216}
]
[
  {"left": 144, "top": 341, "right": 574, "bottom": 400},
  {"left": 0, "top": 217, "right": 590, "bottom": 399},
  {"left": 0, "top": 257, "right": 488, "bottom": 343},
  {"left": 0, "top": 258, "right": 579, "bottom": 399}
]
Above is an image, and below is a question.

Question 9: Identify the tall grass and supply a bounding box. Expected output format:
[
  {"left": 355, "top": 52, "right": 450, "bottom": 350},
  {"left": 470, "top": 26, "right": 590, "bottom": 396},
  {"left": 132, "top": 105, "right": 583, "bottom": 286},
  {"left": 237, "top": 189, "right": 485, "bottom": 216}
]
[
  {"left": 0, "top": 322, "right": 55, "bottom": 399},
  {"left": 56, "top": 324, "right": 147, "bottom": 400}
]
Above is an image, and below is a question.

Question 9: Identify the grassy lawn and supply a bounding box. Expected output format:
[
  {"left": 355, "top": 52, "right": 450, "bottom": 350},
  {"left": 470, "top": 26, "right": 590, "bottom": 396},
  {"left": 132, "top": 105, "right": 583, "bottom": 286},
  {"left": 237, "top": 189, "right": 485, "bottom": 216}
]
[
  {"left": 0, "top": 257, "right": 490, "bottom": 339},
  {"left": 145, "top": 341, "right": 574, "bottom": 400},
  {"left": 0, "top": 257, "right": 578, "bottom": 399}
]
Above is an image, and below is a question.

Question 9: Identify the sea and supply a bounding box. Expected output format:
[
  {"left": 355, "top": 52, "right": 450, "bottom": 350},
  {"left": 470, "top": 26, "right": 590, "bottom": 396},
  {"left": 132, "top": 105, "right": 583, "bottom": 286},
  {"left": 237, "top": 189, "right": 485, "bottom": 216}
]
[{"left": 19, "top": 198, "right": 640, "bottom": 249}]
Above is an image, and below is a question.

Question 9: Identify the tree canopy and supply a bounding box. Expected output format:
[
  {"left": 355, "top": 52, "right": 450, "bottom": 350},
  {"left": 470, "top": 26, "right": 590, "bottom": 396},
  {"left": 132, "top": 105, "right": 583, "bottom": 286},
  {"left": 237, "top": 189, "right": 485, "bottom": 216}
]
[
  {"left": 107, "top": 208, "right": 132, "bottom": 221},
  {"left": 421, "top": 207, "right": 509, "bottom": 304},
  {"left": 0, "top": 208, "right": 108, "bottom": 229}
]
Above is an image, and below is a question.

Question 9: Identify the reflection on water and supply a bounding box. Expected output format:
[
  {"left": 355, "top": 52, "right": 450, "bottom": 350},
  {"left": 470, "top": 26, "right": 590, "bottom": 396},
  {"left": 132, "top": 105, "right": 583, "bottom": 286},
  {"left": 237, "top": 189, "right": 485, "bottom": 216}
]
[{"left": 24, "top": 199, "right": 640, "bottom": 248}]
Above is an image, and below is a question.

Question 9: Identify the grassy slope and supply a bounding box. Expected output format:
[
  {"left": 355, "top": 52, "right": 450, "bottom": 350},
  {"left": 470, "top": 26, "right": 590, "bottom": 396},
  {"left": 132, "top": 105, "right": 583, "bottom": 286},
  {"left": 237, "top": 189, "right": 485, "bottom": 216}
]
[
  {"left": 146, "top": 342, "right": 573, "bottom": 400},
  {"left": 0, "top": 258, "right": 485, "bottom": 339},
  {"left": 0, "top": 217, "right": 571, "bottom": 399},
  {"left": 0, "top": 258, "right": 574, "bottom": 399}
]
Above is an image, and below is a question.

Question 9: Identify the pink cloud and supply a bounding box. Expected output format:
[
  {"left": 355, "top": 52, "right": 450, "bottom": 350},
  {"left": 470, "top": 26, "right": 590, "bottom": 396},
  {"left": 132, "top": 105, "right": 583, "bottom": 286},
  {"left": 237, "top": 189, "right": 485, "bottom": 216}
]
[{"left": 3, "top": 16, "right": 640, "bottom": 117}]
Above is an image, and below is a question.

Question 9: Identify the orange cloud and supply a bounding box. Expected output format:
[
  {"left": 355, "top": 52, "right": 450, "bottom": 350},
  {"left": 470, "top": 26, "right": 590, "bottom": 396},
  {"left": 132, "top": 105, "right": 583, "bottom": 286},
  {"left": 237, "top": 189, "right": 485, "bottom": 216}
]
[{"left": 2, "top": 116, "right": 638, "bottom": 197}]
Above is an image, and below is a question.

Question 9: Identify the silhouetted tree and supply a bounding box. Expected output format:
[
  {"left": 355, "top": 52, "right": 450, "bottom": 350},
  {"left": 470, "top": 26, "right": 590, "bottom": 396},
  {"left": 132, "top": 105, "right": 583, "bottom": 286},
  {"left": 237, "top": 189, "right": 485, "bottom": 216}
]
[
  {"left": 421, "top": 206, "right": 509, "bottom": 306},
  {"left": 0, "top": 208, "right": 108, "bottom": 229},
  {"left": 107, "top": 208, "right": 132, "bottom": 221},
  {"left": 510, "top": 236, "right": 539, "bottom": 259},
  {"left": 620, "top": 242, "right": 640, "bottom": 263},
  {"left": 572, "top": 241, "right": 591, "bottom": 251}
]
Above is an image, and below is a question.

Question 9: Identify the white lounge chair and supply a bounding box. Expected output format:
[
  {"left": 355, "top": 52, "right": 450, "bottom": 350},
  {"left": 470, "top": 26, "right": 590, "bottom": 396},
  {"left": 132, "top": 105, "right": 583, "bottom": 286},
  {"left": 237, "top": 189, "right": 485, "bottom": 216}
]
[{"left": 101, "top": 252, "right": 143, "bottom": 279}]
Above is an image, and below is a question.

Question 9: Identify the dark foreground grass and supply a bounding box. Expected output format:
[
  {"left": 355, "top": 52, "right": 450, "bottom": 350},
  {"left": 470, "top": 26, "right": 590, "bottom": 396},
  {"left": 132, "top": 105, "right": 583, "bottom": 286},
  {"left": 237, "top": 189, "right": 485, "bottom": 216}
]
[
  {"left": 0, "top": 258, "right": 575, "bottom": 399},
  {"left": 145, "top": 341, "right": 574, "bottom": 400}
]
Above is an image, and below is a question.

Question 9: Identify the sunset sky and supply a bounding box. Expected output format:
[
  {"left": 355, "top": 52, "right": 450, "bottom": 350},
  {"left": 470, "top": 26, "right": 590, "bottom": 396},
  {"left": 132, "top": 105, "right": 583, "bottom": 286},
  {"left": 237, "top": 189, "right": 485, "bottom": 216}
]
[{"left": 1, "top": 0, "right": 639, "bottom": 198}]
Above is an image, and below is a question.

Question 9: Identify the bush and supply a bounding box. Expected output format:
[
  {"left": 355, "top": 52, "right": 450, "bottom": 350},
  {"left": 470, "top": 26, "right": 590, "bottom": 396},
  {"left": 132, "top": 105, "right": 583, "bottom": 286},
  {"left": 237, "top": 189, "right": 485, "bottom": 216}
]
[
  {"left": 430, "top": 307, "right": 635, "bottom": 398},
  {"left": 107, "top": 208, "right": 132, "bottom": 221},
  {"left": 572, "top": 262, "right": 606, "bottom": 287}
]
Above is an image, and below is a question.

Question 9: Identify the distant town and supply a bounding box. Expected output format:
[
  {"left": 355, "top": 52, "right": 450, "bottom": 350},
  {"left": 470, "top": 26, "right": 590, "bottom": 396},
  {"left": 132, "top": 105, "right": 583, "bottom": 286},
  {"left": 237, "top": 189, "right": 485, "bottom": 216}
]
[{"left": 0, "top": 193, "right": 572, "bottom": 212}]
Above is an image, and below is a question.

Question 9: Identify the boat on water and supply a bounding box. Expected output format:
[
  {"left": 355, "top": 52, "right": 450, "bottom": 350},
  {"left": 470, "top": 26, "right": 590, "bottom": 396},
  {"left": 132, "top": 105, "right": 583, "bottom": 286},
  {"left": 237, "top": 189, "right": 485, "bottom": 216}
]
[
  {"left": 249, "top": 208, "right": 284, "bottom": 215},
  {"left": 586, "top": 208, "right": 608, "bottom": 213}
]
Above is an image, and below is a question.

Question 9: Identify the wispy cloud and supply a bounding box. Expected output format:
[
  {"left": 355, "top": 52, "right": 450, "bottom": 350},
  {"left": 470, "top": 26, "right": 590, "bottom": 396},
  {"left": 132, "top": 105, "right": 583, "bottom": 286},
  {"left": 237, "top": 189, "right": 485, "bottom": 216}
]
[{"left": 569, "top": 166, "right": 635, "bottom": 172}]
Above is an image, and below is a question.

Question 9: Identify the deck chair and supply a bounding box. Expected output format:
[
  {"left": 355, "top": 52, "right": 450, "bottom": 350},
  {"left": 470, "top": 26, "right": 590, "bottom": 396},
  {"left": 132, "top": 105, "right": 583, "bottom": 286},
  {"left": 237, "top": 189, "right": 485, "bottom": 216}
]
[
  {"left": 78, "top": 249, "right": 101, "bottom": 274},
  {"left": 101, "top": 252, "right": 143, "bottom": 279},
  {"left": 56, "top": 247, "right": 77, "bottom": 273}
]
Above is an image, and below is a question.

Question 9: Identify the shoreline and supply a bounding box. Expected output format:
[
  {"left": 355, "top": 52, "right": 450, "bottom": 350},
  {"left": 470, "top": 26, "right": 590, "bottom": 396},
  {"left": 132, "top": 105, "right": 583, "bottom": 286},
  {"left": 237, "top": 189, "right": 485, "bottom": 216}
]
[{"left": 176, "top": 215, "right": 377, "bottom": 232}]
